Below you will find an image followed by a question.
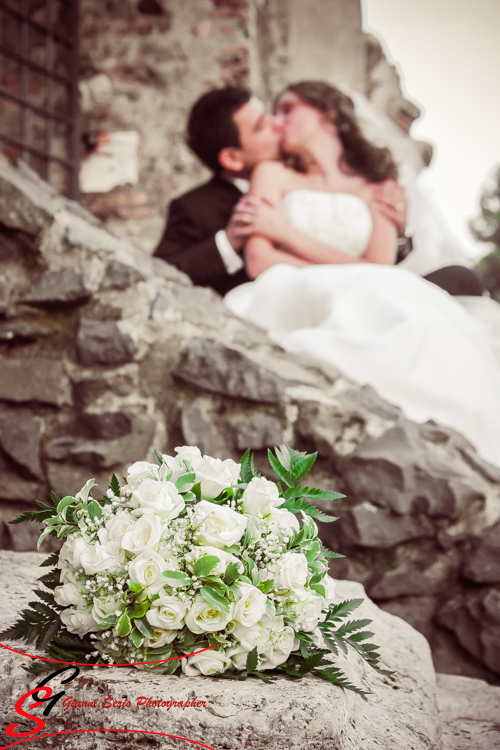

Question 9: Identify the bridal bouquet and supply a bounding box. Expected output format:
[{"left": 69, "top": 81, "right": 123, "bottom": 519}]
[{"left": 3, "top": 444, "right": 388, "bottom": 692}]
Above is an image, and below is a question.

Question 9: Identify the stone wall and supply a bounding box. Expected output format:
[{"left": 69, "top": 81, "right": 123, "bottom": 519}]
[
  {"left": 78, "top": 0, "right": 423, "bottom": 253},
  {"left": 0, "top": 155, "right": 499, "bottom": 685}
]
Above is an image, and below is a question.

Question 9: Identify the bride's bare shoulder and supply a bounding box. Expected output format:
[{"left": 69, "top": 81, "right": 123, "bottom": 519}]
[{"left": 251, "top": 162, "right": 302, "bottom": 195}]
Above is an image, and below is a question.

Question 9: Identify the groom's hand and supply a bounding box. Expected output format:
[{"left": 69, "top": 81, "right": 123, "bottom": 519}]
[
  {"left": 229, "top": 195, "right": 290, "bottom": 247},
  {"left": 372, "top": 180, "right": 408, "bottom": 236}
]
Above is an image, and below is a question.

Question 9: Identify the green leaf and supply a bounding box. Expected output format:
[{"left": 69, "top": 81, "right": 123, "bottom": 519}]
[
  {"left": 299, "top": 650, "right": 326, "bottom": 674},
  {"left": 175, "top": 473, "right": 196, "bottom": 491},
  {"left": 323, "top": 599, "right": 363, "bottom": 623},
  {"left": 56, "top": 495, "right": 75, "bottom": 518},
  {"left": 282, "top": 496, "right": 339, "bottom": 523},
  {"left": 37, "top": 528, "right": 53, "bottom": 550},
  {"left": 223, "top": 562, "right": 241, "bottom": 586},
  {"left": 162, "top": 570, "right": 191, "bottom": 586},
  {"left": 128, "top": 581, "right": 143, "bottom": 594},
  {"left": 267, "top": 449, "right": 293, "bottom": 487},
  {"left": 115, "top": 613, "right": 131, "bottom": 637},
  {"left": 310, "top": 583, "right": 326, "bottom": 597},
  {"left": 240, "top": 449, "right": 259, "bottom": 483},
  {"left": 246, "top": 646, "right": 258, "bottom": 673},
  {"left": 88, "top": 500, "right": 103, "bottom": 521},
  {"left": 40, "top": 550, "right": 60, "bottom": 567},
  {"left": 134, "top": 617, "right": 155, "bottom": 639},
  {"left": 257, "top": 578, "right": 274, "bottom": 594},
  {"left": 154, "top": 449, "right": 164, "bottom": 465},
  {"left": 200, "top": 585, "right": 230, "bottom": 614},
  {"left": 193, "top": 555, "right": 220, "bottom": 578},
  {"left": 133, "top": 600, "right": 150, "bottom": 619},
  {"left": 109, "top": 473, "right": 120, "bottom": 496},
  {"left": 130, "top": 627, "right": 144, "bottom": 649}
]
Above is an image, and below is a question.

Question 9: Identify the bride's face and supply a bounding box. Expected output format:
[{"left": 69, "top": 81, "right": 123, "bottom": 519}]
[{"left": 275, "top": 92, "right": 331, "bottom": 153}]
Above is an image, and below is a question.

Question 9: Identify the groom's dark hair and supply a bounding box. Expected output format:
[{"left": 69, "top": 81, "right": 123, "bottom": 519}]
[{"left": 187, "top": 87, "right": 251, "bottom": 172}]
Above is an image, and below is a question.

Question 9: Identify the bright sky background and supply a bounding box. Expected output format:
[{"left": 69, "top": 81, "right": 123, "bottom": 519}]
[{"left": 362, "top": 0, "right": 500, "bottom": 258}]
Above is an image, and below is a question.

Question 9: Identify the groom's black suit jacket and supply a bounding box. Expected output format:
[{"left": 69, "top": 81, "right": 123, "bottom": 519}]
[{"left": 154, "top": 175, "right": 250, "bottom": 296}]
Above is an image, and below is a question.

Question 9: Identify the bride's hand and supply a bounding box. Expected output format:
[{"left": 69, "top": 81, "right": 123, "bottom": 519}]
[
  {"left": 372, "top": 180, "right": 407, "bottom": 236},
  {"left": 231, "top": 195, "right": 290, "bottom": 244}
]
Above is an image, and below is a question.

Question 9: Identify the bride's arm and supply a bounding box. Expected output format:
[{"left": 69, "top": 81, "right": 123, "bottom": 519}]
[
  {"left": 244, "top": 162, "right": 308, "bottom": 278},
  {"left": 244, "top": 162, "right": 368, "bottom": 277}
]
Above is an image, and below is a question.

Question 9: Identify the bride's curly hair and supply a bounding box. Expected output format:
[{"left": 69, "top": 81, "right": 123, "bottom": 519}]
[{"left": 278, "top": 81, "right": 398, "bottom": 183}]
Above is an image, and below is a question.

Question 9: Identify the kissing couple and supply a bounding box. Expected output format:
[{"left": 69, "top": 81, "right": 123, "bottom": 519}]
[{"left": 155, "top": 82, "right": 500, "bottom": 468}]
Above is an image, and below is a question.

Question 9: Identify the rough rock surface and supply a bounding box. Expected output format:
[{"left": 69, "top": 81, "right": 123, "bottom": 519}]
[
  {"left": 0, "top": 155, "right": 500, "bottom": 684},
  {"left": 0, "top": 552, "right": 440, "bottom": 750},
  {"left": 436, "top": 673, "right": 500, "bottom": 750}
]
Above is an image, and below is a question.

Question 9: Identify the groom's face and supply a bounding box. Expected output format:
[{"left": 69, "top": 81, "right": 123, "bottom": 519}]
[{"left": 231, "top": 99, "right": 282, "bottom": 170}]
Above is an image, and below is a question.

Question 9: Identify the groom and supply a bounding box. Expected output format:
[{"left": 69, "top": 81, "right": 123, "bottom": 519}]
[{"left": 154, "top": 87, "right": 481, "bottom": 296}]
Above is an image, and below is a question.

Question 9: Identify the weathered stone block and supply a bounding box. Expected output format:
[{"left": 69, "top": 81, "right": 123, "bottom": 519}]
[
  {"left": 437, "top": 673, "right": 500, "bottom": 750},
  {"left": 340, "top": 424, "right": 482, "bottom": 518},
  {"left": 369, "top": 548, "right": 460, "bottom": 600},
  {"left": 462, "top": 520, "right": 500, "bottom": 584},
  {"left": 76, "top": 318, "right": 138, "bottom": 366},
  {"left": 46, "top": 413, "right": 156, "bottom": 470},
  {"left": 0, "top": 321, "right": 51, "bottom": 343},
  {"left": 20, "top": 269, "right": 91, "bottom": 310},
  {"left": 234, "top": 412, "right": 283, "bottom": 451},
  {"left": 101, "top": 259, "right": 145, "bottom": 290},
  {"left": 437, "top": 591, "right": 500, "bottom": 675},
  {"left": 330, "top": 501, "right": 434, "bottom": 549},
  {"left": 0, "top": 357, "right": 70, "bottom": 406},
  {"left": 0, "top": 413, "right": 44, "bottom": 479},
  {"left": 0, "top": 273, "right": 11, "bottom": 314},
  {"left": 0, "top": 559, "right": 441, "bottom": 750},
  {"left": 180, "top": 398, "right": 216, "bottom": 456},
  {"left": 174, "top": 337, "right": 288, "bottom": 403}
]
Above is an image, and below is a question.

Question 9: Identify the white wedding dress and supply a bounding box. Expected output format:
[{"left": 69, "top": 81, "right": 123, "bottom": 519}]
[{"left": 225, "top": 189, "right": 500, "bottom": 467}]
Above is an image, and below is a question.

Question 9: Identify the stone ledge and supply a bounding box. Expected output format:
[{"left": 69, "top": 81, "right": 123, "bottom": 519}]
[{"left": 0, "top": 552, "right": 439, "bottom": 750}]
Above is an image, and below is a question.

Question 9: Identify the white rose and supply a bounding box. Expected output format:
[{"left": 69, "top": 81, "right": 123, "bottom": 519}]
[
  {"left": 126, "top": 461, "right": 159, "bottom": 489},
  {"left": 232, "top": 583, "right": 267, "bottom": 628},
  {"left": 121, "top": 511, "right": 164, "bottom": 553},
  {"left": 60, "top": 608, "right": 100, "bottom": 638},
  {"left": 259, "top": 626, "right": 296, "bottom": 670},
  {"left": 185, "top": 594, "right": 233, "bottom": 634},
  {"left": 91, "top": 597, "right": 122, "bottom": 628},
  {"left": 185, "top": 545, "right": 241, "bottom": 577},
  {"left": 266, "top": 506, "right": 300, "bottom": 535},
  {"left": 226, "top": 644, "right": 250, "bottom": 670},
  {"left": 290, "top": 591, "right": 326, "bottom": 632},
  {"left": 164, "top": 445, "right": 202, "bottom": 471},
  {"left": 275, "top": 551, "right": 308, "bottom": 593},
  {"left": 58, "top": 535, "right": 91, "bottom": 573},
  {"left": 191, "top": 500, "right": 247, "bottom": 549},
  {"left": 241, "top": 476, "right": 283, "bottom": 517},
  {"left": 130, "top": 479, "right": 185, "bottom": 520},
  {"left": 146, "top": 595, "right": 186, "bottom": 630},
  {"left": 80, "top": 542, "right": 124, "bottom": 576},
  {"left": 104, "top": 511, "right": 135, "bottom": 543},
  {"left": 53, "top": 582, "right": 86, "bottom": 609},
  {"left": 227, "top": 615, "right": 274, "bottom": 653},
  {"left": 323, "top": 575, "right": 336, "bottom": 604},
  {"left": 144, "top": 628, "right": 178, "bottom": 649},
  {"left": 128, "top": 550, "right": 167, "bottom": 592},
  {"left": 182, "top": 650, "right": 231, "bottom": 676},
  {"left": 191, "top": 455, "right": 241, "bottom": 500}
]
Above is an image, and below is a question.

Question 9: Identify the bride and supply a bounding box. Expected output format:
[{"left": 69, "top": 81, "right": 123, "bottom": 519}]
[{"left": 225, "top": 81, "right": 500, "bottom": 467}]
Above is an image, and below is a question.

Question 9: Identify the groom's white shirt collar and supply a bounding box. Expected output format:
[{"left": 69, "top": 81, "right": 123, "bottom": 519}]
[{"left": 221, "top": 174, "right": 250, "bottom": 195}]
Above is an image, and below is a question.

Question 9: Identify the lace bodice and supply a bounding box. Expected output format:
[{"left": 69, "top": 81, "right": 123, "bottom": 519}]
[{"left": 281, "top": 189, "right": 373, "bottom": 258}]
